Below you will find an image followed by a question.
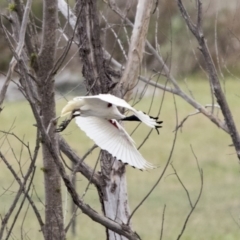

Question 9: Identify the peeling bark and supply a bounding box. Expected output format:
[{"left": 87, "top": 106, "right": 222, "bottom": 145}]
[
  {"left": 121, "top": 0, "right": 154, "bottom": 101},
  {"left": 75, "top": 0, "right": 132, "bottom": 239}
]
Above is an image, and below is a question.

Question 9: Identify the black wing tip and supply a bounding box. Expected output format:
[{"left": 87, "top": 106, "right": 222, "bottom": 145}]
[
  {"left": 142, "top": 112, "right": 163, "bottom": 126},
  {"left": 116, "top": 160, "right": 145, "bottom": 171},
  {"left": 149, "top": 115, "right": 163, "bottom": 123},
  {"left": 150, "top": 116, "right": 163, "bottom": 135}
]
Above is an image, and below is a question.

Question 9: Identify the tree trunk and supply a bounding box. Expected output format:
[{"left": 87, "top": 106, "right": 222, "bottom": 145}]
[
  {"left": 3, "top": 0, "right": 65, "bottom": 239},
  {"left": 36, "top": 0, "right": 65, "bottom": 239},
  {"left": 75, "top": 0, "right": 131, "bottom": 239},
  {"left": 100, "top": 153, "right": 131, "bottom": 240},
  {"left": 121, "top": 0, "right": 154, "bottom": 101}
]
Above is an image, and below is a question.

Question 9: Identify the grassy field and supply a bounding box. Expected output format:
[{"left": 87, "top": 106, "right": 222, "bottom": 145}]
[{"left": 1, "top": 79, "right": 240, "bottom": 239}]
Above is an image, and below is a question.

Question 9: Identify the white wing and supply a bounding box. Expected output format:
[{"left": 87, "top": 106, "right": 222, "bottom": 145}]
[
  {"left": 76, "top": 94, "right": 158, "bottom": 129},
  {"left": 75, "top": 116, "right": 155, "bottom": 170}
]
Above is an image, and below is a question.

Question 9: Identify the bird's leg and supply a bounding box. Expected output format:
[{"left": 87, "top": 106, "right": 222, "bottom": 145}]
[{"left": 55, "top": 110, "right": 81, "bottom": 132}]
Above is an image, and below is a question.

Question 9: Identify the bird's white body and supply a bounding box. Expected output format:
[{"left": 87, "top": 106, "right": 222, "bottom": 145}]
[
  {"left": 63, "top": 96, "right": 125, "bottom": 119},
  {"left": 60, "top": 94, "right": 161, "bottom": 170}
]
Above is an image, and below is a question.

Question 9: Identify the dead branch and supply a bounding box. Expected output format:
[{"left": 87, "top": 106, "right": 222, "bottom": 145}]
[
  {"left": 106, "top": 1, "right": 231, "bottom": 136},
  {"left": 100, "top": 13, "right": 128, "bottom": 61},
  {"left": 19, "top": 80, "right": 140, "bottom": 239},
  {"left": 81, "top": 152, "right": 101, "bottom": 199},
  {"left": 171, "top": 164, "right": 193, "bottom": 208},
  {"left": 0, "top": 0, "right": 32, "bottom": 107},
  {"left": 42, "top": 133, "right": 140, "bottom": 239},
  {"left": 174, "top": 110, "right": 200, "bottom": 132},
  {"left": 0, "top": 150, "right": 43, "bottom": 238},
  {"left": 176, "top": 145, "right": 204, "bottom": 240},
  {"left": 64, "top": 206, "right": 78, "bottom": 233},
  {"left": 71, "top": 144, "right": 98, "bottom": 182},
  {"left": 58, "top": 0, "right": 233, "bottom": 142},
  {"left": 5, "top": 167, "right": 36, "bottom": 240},
  {"left": 159, "top": 204, "right": 166, "bottom": 240},
  {"left": 59, "top": 137, "right": 102, "bottom": 188},
  {"left": 0, "top": 129, "right": 42, "bottom": 236},
  {"left": 177, "top": 0, "right": 240, "bottom": 160},
  {"left": 120, "top": 0, "right": 154, "bottom": 100},
  {"left": 127, "top": 93, "right": 179, "bottom": 225}
]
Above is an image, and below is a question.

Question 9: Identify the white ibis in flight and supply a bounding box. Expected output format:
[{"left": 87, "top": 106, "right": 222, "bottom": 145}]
[{"left": 57, "top": 94, "right": 162, "bottom": 170}]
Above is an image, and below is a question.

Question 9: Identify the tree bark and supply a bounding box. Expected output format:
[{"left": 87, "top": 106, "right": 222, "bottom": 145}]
[
  {"left": 121, "top": 0, "right": 154, "bottom": 101},
  {"left": 36, "top": 0, "right": 65, "bottom": 239},
  {"left": 5, "top": 0, "right": 65, "bottom": 238},
  {"left": 75, "top": 0, "right": 131, "bottom": 239}
]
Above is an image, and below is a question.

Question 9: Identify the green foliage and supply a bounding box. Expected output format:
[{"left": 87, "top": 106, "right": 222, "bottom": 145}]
[
  {"left": 30, "top": 52, "right": 38, "bottom": 68},
  {"left": 7, "top": 3, "right": 17, "bottom": 12},
  {"left": 40, "top": 167, "right": 48, "bottom": 173}
]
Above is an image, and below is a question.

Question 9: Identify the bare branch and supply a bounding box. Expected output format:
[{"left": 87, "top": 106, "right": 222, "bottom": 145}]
[
  {"left": 120, "top": 0, "right": 154, "bottom": 100},
  {"left": 0, "top": 0, "right": 32, "bottom": 106},
  {"left": 196, "top": 0, "right": 202, "bottom": 30},
  {"left": 171, "top": 164, "right": 193, "bottom": 208},
  {"left": 107, "top": 2, "right": 230, "bottom": 135},
  {"left": 139, "top": 75, "right": 178, "bottom": 95},
  {"left": 64, "top": 206, "right": 78, "bottom": 233},
  {"left": 101, "top": 13, "right": 127, "bottom": 61},
  {"left": 0, "top": 150, "right": 43, "bottom": 238},
  {"left": 19, "top": 79, "right": 139, "bottom": 239},
  {"left": 177, "top": 0, "right": 240, "bottom": 160},
  {"left": 58, "top": 0, "right": 77, "bottom": 30},
  {"left": 81, "top": 152, "right": 100, "bottom": 199},
  {"left": 159, "top": 204, "right": 166, "bottom": 240},
  {"left": 44, "top": 135, "right": 139, "bottom": 239},
  {"left": 71, "top": 144, "right": 97, "bottom": 181},
  {"left": 127, "top": 93, "right": 179, "bottom": 225},
  {"left": 5, "top": 168, "right": 36, "bottom": 240},
  {"left": 174, "top": 110, "right": 200, "bottom": 132},
  {"left": 176, "top": 145, "right": 204, "bottom": 240},
  {"left": 59, "top": 137, "right": 102, "bottom": 188},
  {"left": 176, "top": 0, "right": 198, "bottom": 39}
]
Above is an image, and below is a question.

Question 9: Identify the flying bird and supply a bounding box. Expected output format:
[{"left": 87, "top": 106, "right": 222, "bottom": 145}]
[{"left": 57, "top": 94, "right": 162, "bottom": 170}]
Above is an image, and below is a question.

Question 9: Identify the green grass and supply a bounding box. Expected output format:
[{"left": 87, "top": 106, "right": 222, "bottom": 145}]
[{"left": 1, "top": 79, "right": 240, "bottom": 239}]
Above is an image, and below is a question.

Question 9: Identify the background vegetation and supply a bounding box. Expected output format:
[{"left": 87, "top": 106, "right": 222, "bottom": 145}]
[
  {"left": 1, "top": 78, "right": 240, "bottom": 239},
  {"left": 1, "top": 0, "right": 240, "bottom": 239},
  {"left": 0, "top": 0, "right": 240, "bottom": 76}
]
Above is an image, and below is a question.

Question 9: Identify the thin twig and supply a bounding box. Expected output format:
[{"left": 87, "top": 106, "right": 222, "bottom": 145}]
[
  {"left": 5, "top": 168, "right": 36, "bottom": 240},
  {"left": 0, "top": 151, "right": 43, "bottom": 238},
  {"left": 174, "top": 110, "right": 200, "bottom": 132},
  {"left": 0, "top": 0, "right": 33, "bottom": 106},
  {"left": 81, "top": 152, "right": 100, "bottom": 199},
  {"left": 176, "top": 145, "right": 204, "bottom": 240},
  {"left": 101, "top": 13, "right": 127, "bottom": 60},
  {"left": 64, "top": 206, "right": 79, "bottom": 233},
  {"left": 71, "top": 144, "right": 98, "bottom": 182},
  {"left": 177, "top": 0, "right": 240, "bottom": 159},
  {"left": 127, "top": 92, "right": 179, "bottom": 225},
  {"left": 159, "top": 204, "right": 166, "bottom": 240},
  {"left": 59, "top": 137, "right": 102, "bottom": 188},
  {"left": 171, "top": 164, "right": 193, "bottom": 208}
]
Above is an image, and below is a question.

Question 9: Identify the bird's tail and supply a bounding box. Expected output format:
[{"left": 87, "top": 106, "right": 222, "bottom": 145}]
[{"left": 135, "top": 111, "right": 163, "bottom": 134}]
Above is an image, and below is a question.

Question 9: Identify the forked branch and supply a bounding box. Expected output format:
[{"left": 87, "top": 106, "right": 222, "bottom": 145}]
[
  {"left": 177, "top": 0, "right": 240, "bottom": 160},
  {"left": 174, "top": 145, "right": 203, "bottom": 240}
]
